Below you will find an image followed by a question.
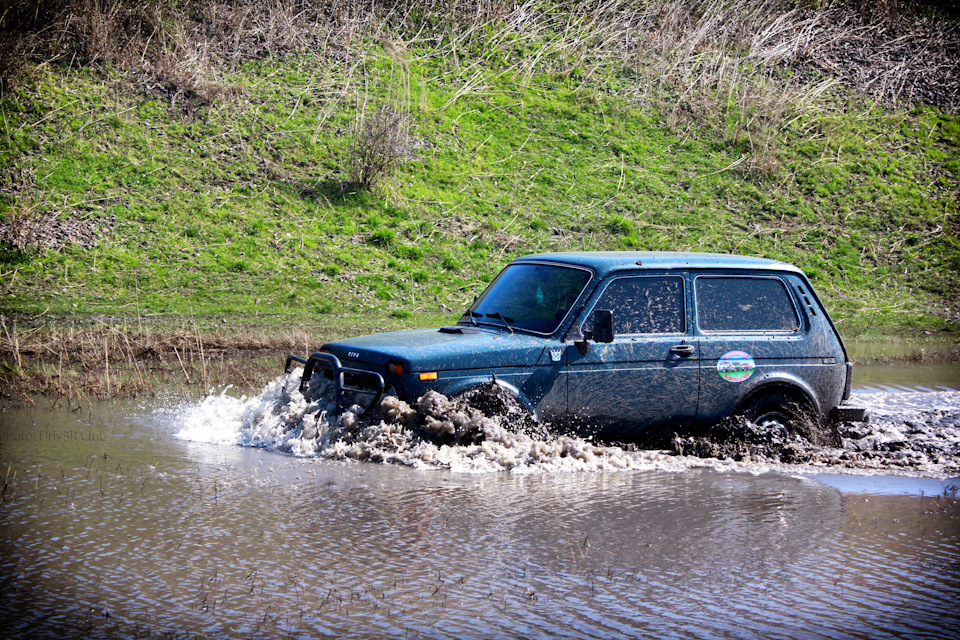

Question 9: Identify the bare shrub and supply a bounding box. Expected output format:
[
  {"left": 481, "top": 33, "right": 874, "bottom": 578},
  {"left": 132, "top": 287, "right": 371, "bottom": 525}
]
[{"left": 348, "top": 105, "right": 409, "bottom": 192}]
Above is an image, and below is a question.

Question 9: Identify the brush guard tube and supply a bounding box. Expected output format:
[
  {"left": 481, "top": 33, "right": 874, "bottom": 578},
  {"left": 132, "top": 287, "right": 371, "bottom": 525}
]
[{"left": 284, "top": 352, "right": 385, "bottom": 417}]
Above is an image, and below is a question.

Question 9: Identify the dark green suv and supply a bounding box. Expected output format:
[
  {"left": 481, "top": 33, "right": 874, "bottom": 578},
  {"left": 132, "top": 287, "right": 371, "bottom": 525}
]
[{"left": 287, "top": 252, "right": 863, "bottom": 440}]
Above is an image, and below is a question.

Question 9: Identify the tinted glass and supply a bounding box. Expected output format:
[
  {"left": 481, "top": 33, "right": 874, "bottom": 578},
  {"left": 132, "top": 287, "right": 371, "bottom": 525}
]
[
  {"left": 584, "top": 276, "right": 685, "bottom": 335},
  {"left": 463, "top": 264, "right": 592, "bottom": 334},
  {"left": 696, "top": 277, "right": 799, "bottom": 332}
]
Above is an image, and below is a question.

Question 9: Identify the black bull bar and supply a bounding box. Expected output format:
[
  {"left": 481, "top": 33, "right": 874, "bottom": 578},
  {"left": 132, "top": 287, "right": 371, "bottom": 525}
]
[{"left": 284, "top": 352, "right": 385, "bottom": 416}]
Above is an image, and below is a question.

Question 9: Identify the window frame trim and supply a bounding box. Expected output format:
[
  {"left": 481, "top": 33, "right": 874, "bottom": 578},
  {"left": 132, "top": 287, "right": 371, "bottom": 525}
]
[
  {"left": 693, "top": 274, "right": 803, "bottom": 335},
  {"left": 580, "top": 273, "right": 689, "bottom": 338}
]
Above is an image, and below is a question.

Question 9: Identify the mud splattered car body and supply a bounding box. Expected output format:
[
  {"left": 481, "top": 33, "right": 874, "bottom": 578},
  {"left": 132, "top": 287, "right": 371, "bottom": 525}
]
[{"left": 288, "top": 252, "right": 863, "bottom": 440}]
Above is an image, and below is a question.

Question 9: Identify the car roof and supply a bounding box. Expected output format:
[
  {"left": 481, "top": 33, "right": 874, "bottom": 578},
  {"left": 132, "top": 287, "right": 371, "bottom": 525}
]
[{"left": 512, "top": 251, "right": 804, "bottom": 277}]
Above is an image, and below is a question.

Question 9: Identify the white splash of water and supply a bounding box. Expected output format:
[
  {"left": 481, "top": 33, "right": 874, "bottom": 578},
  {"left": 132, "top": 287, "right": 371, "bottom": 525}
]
[
  {"left": 171, "top": 372, "right": 960, "bottom": 477},
  {"left": 174, "top": 371, "right": 334, "bottom": 454},
  {"left": 172, "top": 370, "right": 735, "bottom": 474}
]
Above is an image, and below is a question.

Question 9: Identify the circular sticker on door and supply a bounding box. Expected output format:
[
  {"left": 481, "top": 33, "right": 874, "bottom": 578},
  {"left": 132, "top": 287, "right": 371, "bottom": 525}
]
[{"left": 718, "top": 351, "right": 755, "bottom": 382}]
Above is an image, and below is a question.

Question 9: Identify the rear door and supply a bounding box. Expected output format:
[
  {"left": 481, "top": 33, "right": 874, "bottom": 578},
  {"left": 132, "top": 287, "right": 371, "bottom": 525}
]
[
  {"left": 693, "top": 273, "right": 805, "bottom": 421},
  {"left": 566, "top": 272, "right": 699, "bottom": 439}
]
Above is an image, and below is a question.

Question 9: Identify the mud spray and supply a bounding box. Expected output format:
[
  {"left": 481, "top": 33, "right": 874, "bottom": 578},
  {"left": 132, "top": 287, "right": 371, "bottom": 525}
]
[{"left": 174, "top": 369, "right": 960, "bottom": 477}]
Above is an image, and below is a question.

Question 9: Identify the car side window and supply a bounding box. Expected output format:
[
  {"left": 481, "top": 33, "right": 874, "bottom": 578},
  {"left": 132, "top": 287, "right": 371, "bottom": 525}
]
[
  {"left": 583, "top": 276, "right": 685, "bottom": 336},
  {"left": 695, "top": 276, "right": 800, "bottom": 332}
]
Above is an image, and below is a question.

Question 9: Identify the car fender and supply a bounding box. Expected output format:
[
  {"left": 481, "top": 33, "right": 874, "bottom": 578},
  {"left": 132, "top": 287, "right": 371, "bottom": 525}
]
[
  {"left": 738, "top": 373, "right": 822, "bottom": 417},
  {"left": 437, "top": 376, "right": 541, "bottom": 421}
]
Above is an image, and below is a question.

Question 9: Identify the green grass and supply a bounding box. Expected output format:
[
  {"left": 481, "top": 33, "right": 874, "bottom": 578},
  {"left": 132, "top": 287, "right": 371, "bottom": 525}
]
[{"left": 1, "top": 33, "right": 958, "bottom": 337}]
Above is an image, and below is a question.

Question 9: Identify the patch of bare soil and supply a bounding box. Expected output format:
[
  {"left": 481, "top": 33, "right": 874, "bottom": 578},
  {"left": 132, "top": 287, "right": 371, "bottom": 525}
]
[{"left": 0, "top": 213, "right": 116, "bottom": 252}]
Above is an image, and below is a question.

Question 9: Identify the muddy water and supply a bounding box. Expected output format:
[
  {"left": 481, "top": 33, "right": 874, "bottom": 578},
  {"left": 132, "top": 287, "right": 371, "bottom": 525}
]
[
  {"left": 849, "top": 338, "right": 960, "bottom": 391},
  {"left": 1, "top": 370, "right": 959, "bottom": 638},
  {"left": 854, "top": 361, "right": 960, "bottom": 393}
]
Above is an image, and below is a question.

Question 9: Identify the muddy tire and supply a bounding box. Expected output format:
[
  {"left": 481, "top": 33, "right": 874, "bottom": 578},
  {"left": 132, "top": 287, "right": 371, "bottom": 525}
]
[
  {"left": 737, "top": 391, "right": 838, "bottom": 447},
  {"left": 453, "top": 382, "right": 548, "bottom": 439}
]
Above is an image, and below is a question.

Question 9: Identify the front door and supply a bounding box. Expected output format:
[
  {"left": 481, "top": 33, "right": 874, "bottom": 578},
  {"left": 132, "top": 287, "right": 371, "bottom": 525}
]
[{"left": 566, "top": 273, "right": 699, "bottom": 440}]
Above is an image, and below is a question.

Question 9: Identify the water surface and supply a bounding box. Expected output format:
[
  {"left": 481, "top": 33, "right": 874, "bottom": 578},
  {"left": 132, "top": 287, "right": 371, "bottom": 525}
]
[{"left": 1, "top": 393, "right": 958, "bottom": 639}]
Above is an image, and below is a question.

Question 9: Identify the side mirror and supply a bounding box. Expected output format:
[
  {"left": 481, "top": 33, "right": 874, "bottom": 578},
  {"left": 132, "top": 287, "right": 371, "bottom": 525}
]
[
  {"left": 572, "top": 309, "right": 615, "bottom": 355},
  {"left": 592, "top": 309, "right": 614, "bottom": 343}
]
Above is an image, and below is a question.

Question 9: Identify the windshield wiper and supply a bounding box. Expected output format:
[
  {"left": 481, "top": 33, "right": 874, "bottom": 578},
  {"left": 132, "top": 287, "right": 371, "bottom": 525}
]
[
  {"left": 485, "top": 312, "right": 515, "bottom": 333},
  {"left": 463, "top": 309, "right": 481, "bottom": 326}
]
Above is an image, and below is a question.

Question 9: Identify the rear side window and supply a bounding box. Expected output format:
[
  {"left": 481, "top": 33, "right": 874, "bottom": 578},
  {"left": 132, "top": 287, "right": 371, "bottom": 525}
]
[
  {"left": 696, "top": 276, "right": 799, "bottom": 332},
  {"left": 585, "top": 276, "right": 685, "bottom": 335}
]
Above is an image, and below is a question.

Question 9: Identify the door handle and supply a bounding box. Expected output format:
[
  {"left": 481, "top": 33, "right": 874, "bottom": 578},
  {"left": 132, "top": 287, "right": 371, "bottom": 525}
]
[{"left": 670, "top": 344, "right": 695, "bottom": 356}]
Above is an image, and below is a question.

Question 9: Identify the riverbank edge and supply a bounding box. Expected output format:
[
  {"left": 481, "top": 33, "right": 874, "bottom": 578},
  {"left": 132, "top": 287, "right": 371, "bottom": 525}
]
[{"left": 1, "top": 312, "right": 957, "bottom": 403}]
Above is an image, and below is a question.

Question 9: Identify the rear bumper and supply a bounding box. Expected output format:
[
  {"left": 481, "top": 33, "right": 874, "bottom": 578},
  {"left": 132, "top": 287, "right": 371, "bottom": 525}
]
[
  {"left": 832, "top": 361, "right": 865, "bottom": 422},
  {"left": 831, "top": 405, "right": 867, "bottom": 423}
]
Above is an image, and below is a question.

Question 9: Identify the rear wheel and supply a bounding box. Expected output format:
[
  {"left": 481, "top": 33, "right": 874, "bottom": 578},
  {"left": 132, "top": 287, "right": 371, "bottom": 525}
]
[{"left": 737, "top": 390, "right": 836, "bottom": 446}]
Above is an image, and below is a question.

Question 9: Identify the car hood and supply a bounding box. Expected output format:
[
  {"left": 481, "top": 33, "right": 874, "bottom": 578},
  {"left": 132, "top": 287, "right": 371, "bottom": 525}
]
[{"left": 323, "top": 326, "right": 547, "bottom": 372}]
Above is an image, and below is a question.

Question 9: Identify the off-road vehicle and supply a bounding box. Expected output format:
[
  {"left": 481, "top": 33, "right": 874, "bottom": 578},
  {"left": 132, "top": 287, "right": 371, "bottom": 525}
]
[{"left": 286, "top": 252, "right": 864, "bottom": 440}]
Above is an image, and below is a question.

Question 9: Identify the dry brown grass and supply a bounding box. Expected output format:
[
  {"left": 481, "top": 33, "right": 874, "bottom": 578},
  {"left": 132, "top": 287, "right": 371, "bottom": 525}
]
[
  {"left": 0, "top": 314, "right": 317, "bottom": 402},
  {"left": 0, "top": 0, "right": 516, "bottom": 104},
  {"left": 2, "top": 1, "right": 956, "bottom": 108}
]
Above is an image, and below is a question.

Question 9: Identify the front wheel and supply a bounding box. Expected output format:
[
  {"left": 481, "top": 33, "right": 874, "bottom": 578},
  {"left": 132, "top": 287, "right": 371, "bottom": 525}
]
[{"left": 453, "top": 382, "right": 547, "bottom": 439}]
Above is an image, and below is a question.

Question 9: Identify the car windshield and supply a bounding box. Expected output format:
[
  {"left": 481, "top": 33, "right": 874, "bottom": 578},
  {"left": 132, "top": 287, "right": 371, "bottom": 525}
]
[{"left": 460, "top": 263, "right": 592, "bottom": 334}]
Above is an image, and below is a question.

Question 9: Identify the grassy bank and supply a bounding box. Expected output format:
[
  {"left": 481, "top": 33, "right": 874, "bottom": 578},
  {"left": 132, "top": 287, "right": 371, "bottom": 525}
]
[
  {"left": 0, "top": 312, "right": 453, "bottom": 402},
  {"left": 1, "top": 0, "right": 959, "bottom": 394}
]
